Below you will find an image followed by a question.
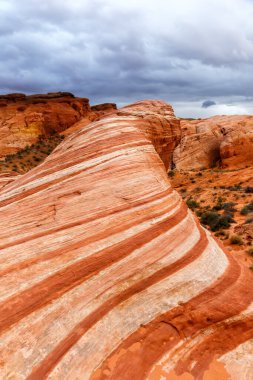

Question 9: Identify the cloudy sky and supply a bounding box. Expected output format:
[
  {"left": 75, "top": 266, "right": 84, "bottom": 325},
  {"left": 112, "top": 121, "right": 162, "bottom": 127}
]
[{"left": 1, "top": 0, "right": 253, "bottom": 117}]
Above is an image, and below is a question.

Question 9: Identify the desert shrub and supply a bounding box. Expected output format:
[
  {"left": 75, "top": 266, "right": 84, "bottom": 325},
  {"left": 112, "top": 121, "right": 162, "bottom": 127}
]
[
  {"left": 215, "top": 230, "right": 229, "bottom": 238},
  {"left": 250, "top": 266, "right": 253, "bottom": 271},
  {"left": 201, "top": 212, "right": 219, "bottom": 230},
  {"left": 245, "top": 217, "right": 253, "bottom": 224},
  {"left": 219, "top": 213, "right": 234, "bottom": 227},
  {"left": 241, "top": 206, "right": 249, "bottom": 216},
  {"left": 222, "top": 202, "right": 237, "bottom": 213},
  {"left": 186, "top": 198, "right": 199, "bottom": 210},
  {"left": 228, "top": 184, "right": 242, "bottom": 191},
  {"left": 212, "top": 198, "right": 236, "bottom": 213},
  {"left": 230, "top": 235, "right": 243, "bottom": 245},
  {"left": 168, "top": 170, "right": 175, "bottom": 177},
  {"left": 245, "top": 186, "right": 253, "bottom": 193},
  {"left": 240, "top": 202, "right": 253, "bottom": 215},
  {"left": 212, "top": 197, "right": 223, "bottom": 211},
  {"left": 247, "top": 248, "right": 253, "bottom": 256},
  {"left": 201, "top": 211, "right": 233, "bottom": 231},
  {"left": 5, "top": 154, "right": 14, "bottom": 162}
]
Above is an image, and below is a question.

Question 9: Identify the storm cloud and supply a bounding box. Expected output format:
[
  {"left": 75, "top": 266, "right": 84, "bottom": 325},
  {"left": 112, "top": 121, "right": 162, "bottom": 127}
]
[
  {"left": 1, "top": 0, "right": 253, "bottom": 117},
  {"left": 202, "top": 100, "right": 216, "bottom": 108}
]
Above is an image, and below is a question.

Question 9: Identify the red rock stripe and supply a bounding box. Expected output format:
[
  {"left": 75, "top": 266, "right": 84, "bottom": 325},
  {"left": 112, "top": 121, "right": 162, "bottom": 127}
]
[
  {"left": 27, "top": 216, "right": 207, "bottom": 380},
  {"left": 1, "top": 136, "right": 150, "bottom": 201},
  {"left": 0, "top": 191, "right": 176, "bottom": 277},
  {"left": 174, "top": 315, "right": 253, "bottom": 380},
  {"left": 92, "top": 245, "right": 252, "bottom": 380},
  {"left": 0, "top": 203, "right": 187, "bottom": 336},
  {"left": 0, "top": 187, "right": 173, "bottom": 251}
]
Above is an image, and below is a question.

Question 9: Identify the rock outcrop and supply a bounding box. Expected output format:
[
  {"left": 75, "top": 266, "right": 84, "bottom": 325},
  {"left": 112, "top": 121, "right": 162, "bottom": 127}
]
[
  {"left": 0, "top": 92, "right": 97, "bottom": 159},
  {"left": 0, "top": 101, "right": 252, "bottom": 380},
  {"left": 173, "top": 116, "right": 253, "bottom": 170},
  {"left": 219, "top": 116, "right": 253, "bottom": 168},
  {"left": 91, "top": 102, "right": 117, "bottom": 116},
  {"left": 57, "top": 103, "right": 117, "bottom": 137}
]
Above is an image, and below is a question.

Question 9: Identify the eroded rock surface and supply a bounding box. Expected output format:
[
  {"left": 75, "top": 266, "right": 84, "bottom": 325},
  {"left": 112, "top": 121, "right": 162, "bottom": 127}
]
[
  {"left": 0, "top": 101, "right": 252, "bottom": 380},
  {"left": 173, "top": 116, "right": 253, "bottom": 170},
  {"left": 0, "top": 92, "right": 97, "bottom": 159}
]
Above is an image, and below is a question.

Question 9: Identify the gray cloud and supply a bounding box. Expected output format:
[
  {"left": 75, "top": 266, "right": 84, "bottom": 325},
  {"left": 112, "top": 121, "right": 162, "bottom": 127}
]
[
  {"left": 1, "top": 0, "right": 253, "bottom": 116},
  {"left": 202, "top": 100, "right": 216, "bottom": 108}
]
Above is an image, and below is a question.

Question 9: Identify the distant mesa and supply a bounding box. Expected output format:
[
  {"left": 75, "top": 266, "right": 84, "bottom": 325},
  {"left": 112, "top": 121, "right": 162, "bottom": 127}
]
[{"left": 0, "top": 92, "right": 76, "bottom": 101}]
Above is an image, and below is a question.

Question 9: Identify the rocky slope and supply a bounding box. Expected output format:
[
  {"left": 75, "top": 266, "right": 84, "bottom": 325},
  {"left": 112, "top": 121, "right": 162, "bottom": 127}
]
[
  {"left": 0, "top": 93, "right": 117, "bottom": 173},
  {"left": 170, "top": 167, "right": 253, "bottom": 267},
  {"left": 173, "top": 116, "right": 253, "bottom": 170},
  {"left": 0, "top": 92, "right": 96, "bottom": 159},
  {"left": 0, "top": 100, "right": 252, "bottom": 379},
  {"left": 0, "top": 92, "right": 116, "bottom": 159}
]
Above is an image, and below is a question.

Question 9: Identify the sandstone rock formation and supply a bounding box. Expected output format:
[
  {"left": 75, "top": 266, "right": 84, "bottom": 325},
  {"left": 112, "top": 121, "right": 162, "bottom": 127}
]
[
  {"left": 0, "top": 92, "right": 97, "bottom": 159},
  {"left": 173, "top": 115, "right": 253, "bottom": 170},
  {"left": 219, "top": 116, "right": 253, "bottom": 168},
  {"left": 91, "top": 103, "right": 117, "bottom": 118},
  {"left": 55, "top": 103, "right": 117, "bottom": 137},
  {"left": 0, "top": 101, "right": 252, "bottom": 379}
]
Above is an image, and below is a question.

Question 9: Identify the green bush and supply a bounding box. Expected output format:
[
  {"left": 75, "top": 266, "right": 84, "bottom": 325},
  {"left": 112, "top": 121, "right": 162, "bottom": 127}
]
[
  {"left": 222, "top": 202, "right": 237, "bottom": 213},
  {"left": 228, "top": 184, "right": 242, "bottom": 191},
  {"left": 241, "top": 202, "right": 253, "bottom": 215},
  {"left": 245, "top": 186, "right": 253, "bottom": 193},
  {"left": 186, "top": 198, "right": 199, "bottom": 210},
  {"left": 230, "top": 235, "right": 243, "bottom": 245},
  {"left": 201, "top": 211, "right": 234, "bottom": 231}
]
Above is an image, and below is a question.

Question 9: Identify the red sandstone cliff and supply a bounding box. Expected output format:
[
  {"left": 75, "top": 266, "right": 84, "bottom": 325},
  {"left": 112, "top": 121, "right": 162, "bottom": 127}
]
[
  {"left": 173, "top": 115, "right": 253, "bottom": 170},
  {"left": 0, "top": 92, "right": 97, "bottom": 159},
  {"left": 0, "top": 101, "right": 252, "bottom": 379}
]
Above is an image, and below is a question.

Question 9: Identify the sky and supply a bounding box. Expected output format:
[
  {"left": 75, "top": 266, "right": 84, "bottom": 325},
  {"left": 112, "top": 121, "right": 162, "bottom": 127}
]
[{"left": 1, "top": 0, "right": 253, "bottom": 117}]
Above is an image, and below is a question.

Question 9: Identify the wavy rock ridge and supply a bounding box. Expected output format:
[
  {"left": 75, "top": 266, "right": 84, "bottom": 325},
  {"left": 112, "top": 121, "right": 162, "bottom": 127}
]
[{"left": 0, "top": 101, "right": 252, "bottom": 379}]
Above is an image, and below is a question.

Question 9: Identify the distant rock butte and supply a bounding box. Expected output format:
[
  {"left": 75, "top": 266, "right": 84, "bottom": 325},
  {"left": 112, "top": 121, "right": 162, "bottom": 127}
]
[
  {"left": 0, "top": 100, "right": 252, "bottom": 379},
  {"left": 173, "top": 115, "right": 253, "bottom": 170},
  {"left": 0, "top": 92, "right": 116, "bottom": 159}
]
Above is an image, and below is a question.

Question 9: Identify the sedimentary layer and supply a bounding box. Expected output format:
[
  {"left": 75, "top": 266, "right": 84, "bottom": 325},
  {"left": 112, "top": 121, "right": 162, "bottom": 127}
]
[{"left": 0, "top": 101, "right": 252, "bottom": 379}]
